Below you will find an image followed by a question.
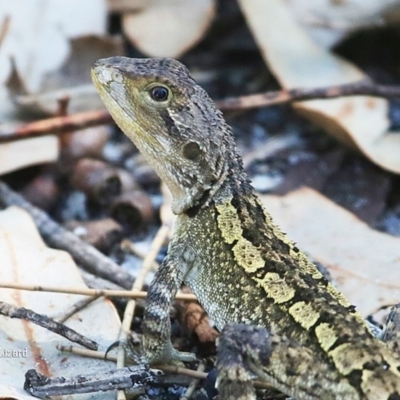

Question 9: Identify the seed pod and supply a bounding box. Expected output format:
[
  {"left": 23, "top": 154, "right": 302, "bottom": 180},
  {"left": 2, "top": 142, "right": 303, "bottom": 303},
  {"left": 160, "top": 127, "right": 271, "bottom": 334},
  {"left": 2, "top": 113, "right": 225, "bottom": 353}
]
[
  {"left": 110, "top": 189, "right": 154, "bottom": 232},
  {"left": 66, "top": 218, "right": 123, "bottom": 253},
  {"left": 22, "top": 173, "right": 59, "bottom": 211},
  {"left": 70, "top": 158, "right": 121, "bottom": 206}
]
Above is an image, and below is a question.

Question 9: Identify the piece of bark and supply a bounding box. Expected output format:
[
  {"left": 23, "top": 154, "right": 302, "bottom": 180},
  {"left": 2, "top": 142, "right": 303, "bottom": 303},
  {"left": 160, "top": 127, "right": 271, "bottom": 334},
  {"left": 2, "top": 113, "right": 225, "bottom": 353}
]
[{"left": 24, "top": 365, "right": 152, "bottom": 397}]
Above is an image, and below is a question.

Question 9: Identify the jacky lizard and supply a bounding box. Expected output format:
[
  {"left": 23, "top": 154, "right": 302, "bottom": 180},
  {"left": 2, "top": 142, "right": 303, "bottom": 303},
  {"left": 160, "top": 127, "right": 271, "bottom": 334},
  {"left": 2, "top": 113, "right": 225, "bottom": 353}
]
[{"left": 91, "top": 57, "right": 400, "bottom": 400}]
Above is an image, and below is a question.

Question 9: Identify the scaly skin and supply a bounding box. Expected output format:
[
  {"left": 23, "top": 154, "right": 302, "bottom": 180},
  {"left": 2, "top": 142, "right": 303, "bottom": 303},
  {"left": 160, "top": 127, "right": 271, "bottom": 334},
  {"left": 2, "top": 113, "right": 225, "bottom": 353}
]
[{"left": 92, "top": 56, "right": 400, "bottom": 400}]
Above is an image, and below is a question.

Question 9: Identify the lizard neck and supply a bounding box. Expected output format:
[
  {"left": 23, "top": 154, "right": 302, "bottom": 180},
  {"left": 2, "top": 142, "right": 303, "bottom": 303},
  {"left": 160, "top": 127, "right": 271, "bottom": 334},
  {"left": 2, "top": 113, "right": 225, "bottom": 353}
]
[{"left": 185, "top": 137, "right": 254, "bottom": 217}]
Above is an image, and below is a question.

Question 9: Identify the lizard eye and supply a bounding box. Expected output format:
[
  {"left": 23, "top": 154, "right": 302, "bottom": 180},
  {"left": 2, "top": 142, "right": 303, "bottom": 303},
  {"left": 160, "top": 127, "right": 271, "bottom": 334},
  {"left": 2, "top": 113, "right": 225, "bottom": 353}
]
[{"left": 150, "top": 86, "right": 169, "bottom": 102}]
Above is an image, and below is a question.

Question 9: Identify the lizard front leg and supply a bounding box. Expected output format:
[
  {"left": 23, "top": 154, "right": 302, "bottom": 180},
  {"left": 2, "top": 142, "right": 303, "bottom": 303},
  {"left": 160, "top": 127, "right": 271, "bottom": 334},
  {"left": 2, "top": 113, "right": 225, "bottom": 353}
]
[{"left": 142, "top": 253, "right": 196, "bottom": 364}]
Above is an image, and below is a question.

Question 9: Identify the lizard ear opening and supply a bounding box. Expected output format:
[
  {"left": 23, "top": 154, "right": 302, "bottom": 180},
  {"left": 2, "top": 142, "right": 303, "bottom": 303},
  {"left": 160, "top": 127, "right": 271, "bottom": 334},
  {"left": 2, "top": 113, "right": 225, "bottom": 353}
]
[{"left": 182, "top": 142, "right": 202, "bottom": 160}]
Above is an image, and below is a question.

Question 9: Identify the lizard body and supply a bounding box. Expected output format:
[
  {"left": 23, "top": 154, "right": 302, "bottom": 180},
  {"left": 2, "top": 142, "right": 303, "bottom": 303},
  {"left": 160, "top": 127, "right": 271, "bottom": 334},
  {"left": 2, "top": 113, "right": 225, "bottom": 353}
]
[{"left": 91, "top": 57, "right": 400, "bottom": 400}]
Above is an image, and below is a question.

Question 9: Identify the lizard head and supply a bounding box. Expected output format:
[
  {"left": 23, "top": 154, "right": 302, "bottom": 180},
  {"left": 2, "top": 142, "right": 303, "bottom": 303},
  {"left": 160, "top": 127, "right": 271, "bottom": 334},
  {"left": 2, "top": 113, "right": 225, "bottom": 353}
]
[{"left": 92, "top": 57, "right": 230, "bottom": 215}]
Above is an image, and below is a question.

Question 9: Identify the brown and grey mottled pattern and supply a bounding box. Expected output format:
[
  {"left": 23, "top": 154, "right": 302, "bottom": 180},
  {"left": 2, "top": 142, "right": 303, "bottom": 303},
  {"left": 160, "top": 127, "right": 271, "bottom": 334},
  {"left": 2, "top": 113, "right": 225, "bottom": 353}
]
[{"left": 92, "top": 57, "right": 400, "bottom": 400}]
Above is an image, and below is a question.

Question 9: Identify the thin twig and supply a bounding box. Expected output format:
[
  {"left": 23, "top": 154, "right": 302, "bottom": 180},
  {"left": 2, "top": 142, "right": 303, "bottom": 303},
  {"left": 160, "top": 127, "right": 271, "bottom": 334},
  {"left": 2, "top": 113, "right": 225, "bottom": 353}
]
[
  {"left": 117, "top": 224, "right": 170, "bottom": 400},
  {"left": 215, "top": 78, "right": 400, "bottom": 111},
  {"left": 55, "top": 295, "right": 102, "bottom": 324},
  {"left": 0, "top": 181, "right": 134, "bottom": 289},
  {"left": 3, "top": 79, "right": 400, "bottom": 144},
  {"left": 58, "top": 345, "right": 275, "bottom": 390},
  {"left": 180, "top": 361, "right": 206, "bottom": 400},
  {"left": 0, "top": 109, "right": 111, "bottom": 143},
  {"left": 0, "top": 301, "right": 97, "bottom": 349},
  {"left": 0, "top": 282, "right": 197, "bottom": 301}
]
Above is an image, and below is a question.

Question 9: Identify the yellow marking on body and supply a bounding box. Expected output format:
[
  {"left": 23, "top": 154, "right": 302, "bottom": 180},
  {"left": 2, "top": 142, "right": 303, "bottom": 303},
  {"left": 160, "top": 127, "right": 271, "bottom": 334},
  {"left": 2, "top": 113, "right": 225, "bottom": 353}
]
[
  {"left": 329, "top": 343, "right": 373, "bottom": 375},
  {"left": 300, "top": 262, "right": 324, "bottom": 280},
  {"left": 216, "top": 199, "right": 265, "bottom": 273},
  {"left": 361, "top": 361, "right": 400, "bottom": 395},
  {"left": 360, "top": 369, "right": 389, "bottom": 398},
  {"left": 255, "top": 272, "right": 295, "bottom": 303},
  {"left": 233, "top": 237, "right": 265, "bottom": 273},
  {"left": 315, "top": 323, "right": 338, "bottom": 352},
  {"left": 326, "top": 283, "right": 352, "bottom": 308},
  {"left": 288, "top": 301, "right": 320, "bottom": 330},
  {"left": 215, "top": 201, "right": 243, "bottom": 244}
]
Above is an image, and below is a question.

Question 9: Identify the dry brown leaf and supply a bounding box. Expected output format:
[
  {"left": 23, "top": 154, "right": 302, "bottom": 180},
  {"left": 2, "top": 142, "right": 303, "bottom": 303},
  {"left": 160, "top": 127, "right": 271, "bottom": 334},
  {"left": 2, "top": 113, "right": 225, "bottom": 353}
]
[
  {"left": 6, "top": 36, "right": 124, "bottom": 115},
  {"left": 0, "top": 206, "right": 120, "bottom": 399},
  {"left": 0, "top": 135, "right": 58, "bottom": 175},
  {"left": 285, "top": 0, "right": 400, "bottom": 48},
  {"left": 121, "top": 0, "right": 215, "bottom": 58},
  {"left": 0, "top": 1, "right": 108, "bottom": 121},
  {"left": 259, "top": 187, "right": 400, "bottom": 317},
  {"left": 238, "top": 0, "right": 400, "bottom": 174}
]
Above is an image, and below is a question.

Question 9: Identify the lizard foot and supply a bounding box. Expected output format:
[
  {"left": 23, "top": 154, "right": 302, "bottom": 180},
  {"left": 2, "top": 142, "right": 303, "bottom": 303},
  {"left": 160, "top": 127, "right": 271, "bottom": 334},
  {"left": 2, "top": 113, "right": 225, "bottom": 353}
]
[{"left": 142, "top": 335, "right": 197, "bottom": 365}]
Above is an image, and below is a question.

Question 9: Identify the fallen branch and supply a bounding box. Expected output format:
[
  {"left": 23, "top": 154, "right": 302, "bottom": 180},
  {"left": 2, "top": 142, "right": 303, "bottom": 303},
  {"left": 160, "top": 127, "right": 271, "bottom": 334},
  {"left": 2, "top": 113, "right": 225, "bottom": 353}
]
[
  {"left": 24, "top": 365, "right": 152, "bottom": 397},
  {"left": 3, "top": 79, "right": 400, "bottom": 144},
  {"left": 58, "top": 345, "right": 275, "bottom": 391},
  {"left": 215, "top": 78, "right": 400, "bottom": 111},
  {"left": 0, "top": 301, "right": 97, "bottom": 350},
  {"left": 0, "top": 109, "right": 111, "bottom": 143}
]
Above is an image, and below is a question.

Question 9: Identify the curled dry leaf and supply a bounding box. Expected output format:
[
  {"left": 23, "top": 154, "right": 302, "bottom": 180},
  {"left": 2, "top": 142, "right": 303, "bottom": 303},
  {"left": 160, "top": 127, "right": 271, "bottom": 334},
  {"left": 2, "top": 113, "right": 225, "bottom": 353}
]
[
  {"left": 238, "top": 0, "right": 400, "bottom": 174},
  {"left": 260, "top": 187, "right": 400, "bottom": 317},
  {"left": 0, "top": 206, "right": 120, "bottom": 399},
  {"left": 6, "top": 36, "right": 124, "bottom": 115},
  {"left": 0, "top": 0, "right": 109, "bottom": 119},
  {"left": 121, "top": 0, "right": 216, "bottom": 58},
  {"left": 0, "top": 135, "right": 58, "bottom": 175}
]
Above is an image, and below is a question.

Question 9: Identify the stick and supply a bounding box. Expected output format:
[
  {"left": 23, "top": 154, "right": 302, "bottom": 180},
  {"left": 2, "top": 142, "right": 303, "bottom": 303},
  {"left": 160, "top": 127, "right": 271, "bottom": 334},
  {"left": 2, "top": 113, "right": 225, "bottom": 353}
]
[
  {"left": 0, "top": 110, "right": 111, "bottom": 143},
  {"left": 215, "top": 78, "right": 400, "bottom": 111},
  {"left": 24, "top": 365, "right": 152, "bottom": 397},
  {"left": 0, "top": 301, "right": 97, "bottom": 350},
  {"left": 0, "top": 282, "right": 197, "bottom": 301},
  {"left": 3, "top": 79, "right": 400, "bottom": 143}
]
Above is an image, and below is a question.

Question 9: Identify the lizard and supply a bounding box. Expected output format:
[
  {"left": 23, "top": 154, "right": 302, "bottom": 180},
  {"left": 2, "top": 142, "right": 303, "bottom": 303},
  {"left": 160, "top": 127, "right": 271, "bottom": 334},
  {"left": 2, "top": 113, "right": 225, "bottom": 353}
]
[{"left": 91, "top": 56, "right": 400, "bottom": 400}]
